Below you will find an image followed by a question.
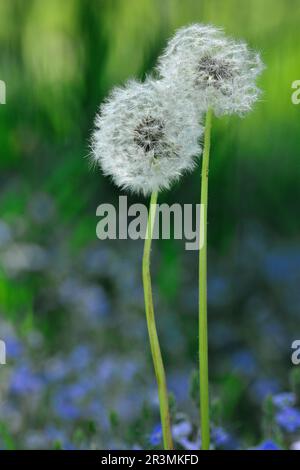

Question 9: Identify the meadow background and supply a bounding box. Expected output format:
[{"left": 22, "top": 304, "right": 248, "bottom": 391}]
[{"left": 0, "top": 0, "right": 300, "bottom": 450}]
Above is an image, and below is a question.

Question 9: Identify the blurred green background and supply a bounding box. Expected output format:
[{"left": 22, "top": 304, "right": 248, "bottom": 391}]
[
  {"left": 1, "top": 0, "right": 300, "bottom": 246},
  {"left": 0, "top": 0, "right": 300, "bottom": 450}
]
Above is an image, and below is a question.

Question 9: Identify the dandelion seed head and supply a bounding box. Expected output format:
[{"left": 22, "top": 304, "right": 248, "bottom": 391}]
[
  {"left": 196, "top": 56, "right": 234, "bottom": 87},
  {"left": 157, "top": 24, "right": 264, "bottom": 116},
  {"left": 92, "top": 79, "right": 203, "bottom": 195},
  {"left": 133, "top": 116, "right": 165, "bottom": 153}
]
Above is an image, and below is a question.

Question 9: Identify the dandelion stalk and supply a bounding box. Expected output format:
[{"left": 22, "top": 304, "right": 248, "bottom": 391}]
[
  {"left": 199, "top": 108, "right": 213, "bottom": 450},
  {"left": 143, "top": 190, "right": 173, "bottom": 450}
]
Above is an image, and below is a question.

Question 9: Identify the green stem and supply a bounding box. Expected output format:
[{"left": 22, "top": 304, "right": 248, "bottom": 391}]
[
  {"left": 142, "top": 190, "right": 173, "bottom": 450},
  {"left": 199, "top": 108, "right": 213, "bottom": 450}
]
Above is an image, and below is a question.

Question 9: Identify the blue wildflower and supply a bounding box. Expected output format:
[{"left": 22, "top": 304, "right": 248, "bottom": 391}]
[
  {"left": 149, "top": 424, "right": 162, "bottom": 446},
  {"left": 276, "top": 407, "right": 300, "bottom": 433},
  {"left": 53, "top": 400, "right": 80, "bottom": 421},
  {"left": 172, "top": 420, "right": 192, "bottom": 440},
  {"left": 178, "top": 436, "right": 200, "bottom": 450},
  {"left": 255, "top": 440, "right": 281, "bottom": 450},
  {"left": 68, "top": 345, "right": 91, "bottom": 370},
  {"left": 45, "top": 426, "right": 67, "bottom": 444},
  {"left": 80, "top": 285, "right": 110, "bottom": 320},
  {"left": 168, "top": 372, "right": 189, "bottom": 402},
  {"left": 66, "top": 380, "right": 93, "bottom": 400},
  {"left": 59, "top": 279, "right": 109, "bottom": 321},
  {"left": 97, "top": 358, "right": 115, "bottom": 383},
  {"left": 211, "top": 426, "right": 239, "bottom": 450},
  {"left": 62, "top": 442, "right": 77, "bottom": 450},
  {"left": 52, "top": 391, "right": 81, "bottom": 421},
  {"left": 272, "top": 392, "right": 296, "bottom": 409},
  {"left": 212, "top": 427, "right": 231, "bottom": 447},
  {"left": 5, "top": 337, "right": 23, "bottom": 359},
  {"left": 10, "top": 365, "right": 44, "bottom": 395},
  {"left": 251, "top": 378, "right": 280, "bottom": 401},
  {"left": 231, "top": 350, "right": 257, "bottom": 376},
  {"left": 44, "top": 358, "right": 71, "bottom": 383}
]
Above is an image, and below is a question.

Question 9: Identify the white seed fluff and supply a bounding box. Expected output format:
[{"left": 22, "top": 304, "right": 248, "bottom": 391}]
[
  {"left": 92, "top": 79, "right": 203, "bottom": 195},
  {"left": 157, "top": 24, "right": 264, "bottom": 116}
]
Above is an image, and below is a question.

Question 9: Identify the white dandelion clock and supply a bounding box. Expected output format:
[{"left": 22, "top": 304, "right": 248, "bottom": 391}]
[
  {"left": 91, "top": 78, "right": 204, "bottom": 449},
  {"left": 156, "top": 23, "right": 265, "bottom": 451},
  {"left": 92, "top": 79, "right": 203, "bottom": 195},
  {"left": 157, "top": 24, "right": 264, "bottom": 116}
]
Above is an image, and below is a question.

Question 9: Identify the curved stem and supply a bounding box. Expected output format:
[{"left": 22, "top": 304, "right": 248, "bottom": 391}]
[
  {"left": 199, "top": 108, "right": 213, "bottom": 450},
  {"left": 142, "top": 190, "right": 173, "bottom": 450}
]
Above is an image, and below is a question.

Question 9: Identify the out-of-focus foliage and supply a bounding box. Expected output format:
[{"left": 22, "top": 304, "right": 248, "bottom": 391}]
[{"left": 0, "top": 0, "right": 300, "bottom": 449}]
